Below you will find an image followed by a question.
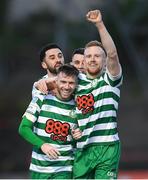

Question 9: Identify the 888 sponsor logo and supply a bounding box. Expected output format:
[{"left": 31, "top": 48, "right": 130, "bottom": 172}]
[
  {"left": 76, "top": 93, "right": 95, "bottom": 114},
  {"left": 45, "top": 119, "right": 70, "bottom": 142}
]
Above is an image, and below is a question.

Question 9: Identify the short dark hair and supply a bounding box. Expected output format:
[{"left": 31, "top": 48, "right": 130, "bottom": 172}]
[
  {"left": 72, "top": 48, "right": 84, "bottom": 57},
  {"left": 57, "top": 64, "right": 79, "bottom": 78},
  {"left": 39, "top": 43, "right": 62, "bottom": 62}
]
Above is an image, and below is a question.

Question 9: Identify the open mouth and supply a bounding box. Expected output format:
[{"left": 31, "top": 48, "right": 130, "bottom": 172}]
[{"left": 62, "top": 90, "right": 71, "bottom": 97}]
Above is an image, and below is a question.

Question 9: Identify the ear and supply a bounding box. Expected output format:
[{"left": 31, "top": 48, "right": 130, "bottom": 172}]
[{"left": 41, "top": 61, "right": 47, "bottom": 70}]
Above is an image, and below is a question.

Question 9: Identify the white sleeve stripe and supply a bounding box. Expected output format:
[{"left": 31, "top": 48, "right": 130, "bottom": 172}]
[{"left": 106, "top": 64, "right": 122, "bottom": 81}]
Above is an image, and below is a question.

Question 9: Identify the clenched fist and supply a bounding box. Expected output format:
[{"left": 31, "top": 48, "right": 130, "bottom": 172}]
[
  {"left": 71, "top": 128, "right": 82, "bottom": 140},
  {"left": 86, "top": 10, "right": 102, "bottom": 24}
]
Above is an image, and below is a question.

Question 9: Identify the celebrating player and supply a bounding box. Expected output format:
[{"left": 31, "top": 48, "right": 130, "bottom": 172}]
[{"left": 19, "top": 64, "right": 82, "bottom": 179}]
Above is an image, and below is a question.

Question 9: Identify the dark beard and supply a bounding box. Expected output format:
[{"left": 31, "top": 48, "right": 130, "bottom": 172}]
[
  {"left": 48, "top": 67, "right": 57, "bottom": 74},
  {"left": 47, "top": 63, "right": 63, "bottom": 74}
]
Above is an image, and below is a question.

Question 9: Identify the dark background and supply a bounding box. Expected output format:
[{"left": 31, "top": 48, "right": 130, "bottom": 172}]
[{"left": 0, "top": 0, "right": 148, "bottom": 178}]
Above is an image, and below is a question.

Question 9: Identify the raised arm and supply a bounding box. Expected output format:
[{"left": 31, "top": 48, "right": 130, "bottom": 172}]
[{"left": 86, "top": 10, "right": 121, "bottom": 76}]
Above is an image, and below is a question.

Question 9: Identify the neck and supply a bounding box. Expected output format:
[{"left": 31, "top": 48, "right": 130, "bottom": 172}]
[
  {"left": 47, "top": 70, "right": 57, "bottom": 78},
  {"left": 56, "top": 93, "right": 72, "bottom": 101},
  {"left": 86, "top": 73, "right": 97, "bottom": 79},
  {"left": 86, "top": 71, "right": 102, "bottom": 79},
  {"left": 86, "top": 67, "right": 104, "bottom": 79}
]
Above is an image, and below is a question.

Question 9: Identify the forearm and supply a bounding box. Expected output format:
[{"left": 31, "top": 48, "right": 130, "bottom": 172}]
[
  {"left": 96, "top": 21, "right": 117, "bottom": 56},
  {"left": 96, "top": 21, "right": 121, "bottom": 76},
  {"left": 18, "top": 117, "right": 45, "bottom": 149},
  {"left": 86, "top": 9, "right": 121, "bottom": 76}
]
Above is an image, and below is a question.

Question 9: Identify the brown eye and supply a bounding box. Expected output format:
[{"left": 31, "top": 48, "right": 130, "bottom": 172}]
[
  {"left": 58, "top": 53, "right": 63, "bottom": 58},
  {"left": 48, "top": 55, "right": 55, "bottom": 60},
  {"left": 86, "top": 55, "right": 91, "bottom": 58},
  {"left": 95, "top": 54, "right": 99, "bottom": 58},
  {"left": 74, "top": 61, "right": 80, "bottom": 65}
]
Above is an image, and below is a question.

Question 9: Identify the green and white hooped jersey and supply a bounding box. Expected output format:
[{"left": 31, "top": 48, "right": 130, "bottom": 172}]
[
  {"left": 23, "top": 93, "right": 77, "bottom": 174},
  {"left": 75, "top": 68, "right": 123, "bottom": 149},
  {"left": 32, "top": 74, "right": 48, "bottom": 98}
]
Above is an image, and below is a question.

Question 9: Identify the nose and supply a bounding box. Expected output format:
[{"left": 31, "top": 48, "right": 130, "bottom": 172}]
[
  {"left": 65, "top": 83, "right": 70, "bottom": 89},
  {"left": 56, "top": 56, "right": 61, "bottom": 63},
  {"left": 91, "top": 56, "right": 96, "bottom": 62},
  {"left": 80, "top": 62, "right": 83, "bottom": 68}
]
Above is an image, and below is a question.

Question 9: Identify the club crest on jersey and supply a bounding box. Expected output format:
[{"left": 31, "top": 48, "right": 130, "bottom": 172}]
[
  {"left": 91, "top": 79, "right": 98, "bottom": 88},
  {"left": 69, "top": 109, "right": 77, "bottom": 118}
]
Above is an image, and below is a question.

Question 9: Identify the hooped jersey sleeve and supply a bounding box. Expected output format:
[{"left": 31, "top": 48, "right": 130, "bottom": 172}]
[
  {"left": 18, "top": 94, "right": 45, "bottom": 148},
  {"left": 32, "top": 74, "right": 48, "bottom": 98},
  {"left": 103, "top": 65, "right": 123, "bottom": 87},
  {"left": 18, "top": 117, "right": 45, "bottom": 148}
]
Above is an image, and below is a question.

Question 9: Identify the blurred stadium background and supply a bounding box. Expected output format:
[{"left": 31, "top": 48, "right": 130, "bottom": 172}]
[{"left": 0, "top": 0, "right": 148, "bottom": 178}]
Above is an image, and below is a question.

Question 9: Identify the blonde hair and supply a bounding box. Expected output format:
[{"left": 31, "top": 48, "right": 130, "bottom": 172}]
[{"left": 85, "top": 40, "right": 107, "bottom": 56}]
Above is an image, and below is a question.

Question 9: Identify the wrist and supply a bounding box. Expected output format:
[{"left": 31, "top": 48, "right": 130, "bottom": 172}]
[
  {"left": 95, "top": 20, "right": 103, "bottom": 27},
  {"left": 40, "top": 142, "right": 46, "bottom": 149}
]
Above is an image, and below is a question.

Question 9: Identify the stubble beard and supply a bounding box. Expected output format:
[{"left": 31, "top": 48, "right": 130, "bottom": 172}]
[{"left": 87, "top": 67, "right": 101, "bottom": 77}]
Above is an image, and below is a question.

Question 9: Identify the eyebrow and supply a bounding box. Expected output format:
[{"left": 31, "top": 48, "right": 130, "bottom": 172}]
[
  {"left": 48, "top": 54, "right": 55, "bottom": 58},
  {"left": 73, "top": 60, "right": 80, "bottom": 62},
  {"left": 48, "top": 52, "right": 62, "bottom": 58}
]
